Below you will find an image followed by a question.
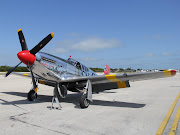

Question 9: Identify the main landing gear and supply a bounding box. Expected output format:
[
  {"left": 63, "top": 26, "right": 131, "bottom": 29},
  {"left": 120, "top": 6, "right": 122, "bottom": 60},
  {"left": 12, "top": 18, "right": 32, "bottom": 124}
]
[
  {"left": 28, "top": 89, "right": 37, "bottom": 101},
  {"left": 27, "top": 62, "right": 39, "bottom": 102},
  {"left": 27, "top": 78, "right": 38, "bottom": 101},
  {"left": 27, "top": 79, "right": 93, "bottom": 109},
  {"left": 79, "top": 80, "right": 93, "bottom": 108},
  {"left": 51, "top": 80, "right": 93, "bottom": 109},
  {"left": 79, "top": 94, "right": 90, "bottom": 108}
]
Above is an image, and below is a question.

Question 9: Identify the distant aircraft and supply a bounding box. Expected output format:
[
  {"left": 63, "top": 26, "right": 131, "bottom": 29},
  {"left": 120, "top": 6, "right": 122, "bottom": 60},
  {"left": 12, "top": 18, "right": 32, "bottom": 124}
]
[{"left": 5, "top": 29, "right": 176, "bottom": 109}]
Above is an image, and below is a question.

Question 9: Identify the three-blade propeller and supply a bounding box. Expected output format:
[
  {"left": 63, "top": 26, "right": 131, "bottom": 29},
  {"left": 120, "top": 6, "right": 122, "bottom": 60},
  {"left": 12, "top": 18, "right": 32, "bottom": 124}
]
[{"left": 5, "top": 29, "right": 54, "bottom": 77}]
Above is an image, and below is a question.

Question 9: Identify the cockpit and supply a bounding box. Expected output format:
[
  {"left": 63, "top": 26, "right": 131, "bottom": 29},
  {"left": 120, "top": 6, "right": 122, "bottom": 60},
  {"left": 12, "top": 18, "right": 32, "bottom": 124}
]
[
  {"left": 67, "top": 58, "right": 77, "bottom": 66},
  {"left": 67, "top": 58, "right": 89, "bottom": 72}
]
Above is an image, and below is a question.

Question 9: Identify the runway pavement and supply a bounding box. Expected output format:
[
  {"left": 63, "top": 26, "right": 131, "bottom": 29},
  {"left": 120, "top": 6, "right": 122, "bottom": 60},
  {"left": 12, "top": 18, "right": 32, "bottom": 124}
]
[{"left": 0, "top": 73, "right": 180, "bottom": 135}]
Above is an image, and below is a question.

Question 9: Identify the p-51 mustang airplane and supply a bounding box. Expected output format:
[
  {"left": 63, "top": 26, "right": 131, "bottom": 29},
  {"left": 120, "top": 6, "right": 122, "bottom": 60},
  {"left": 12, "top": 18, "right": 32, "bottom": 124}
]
[{"left": 5, "top": 29, "right": 176, "bottom": 109}]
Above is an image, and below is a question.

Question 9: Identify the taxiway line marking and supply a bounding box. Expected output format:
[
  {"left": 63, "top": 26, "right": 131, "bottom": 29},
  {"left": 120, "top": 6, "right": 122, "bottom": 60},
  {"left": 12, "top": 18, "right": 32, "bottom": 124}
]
[
  {"left": 168, "top": 105, "right": 180, "bottom": 135},
  {"left": 155, "top": 91, "right": 180, "bottom": 135}
]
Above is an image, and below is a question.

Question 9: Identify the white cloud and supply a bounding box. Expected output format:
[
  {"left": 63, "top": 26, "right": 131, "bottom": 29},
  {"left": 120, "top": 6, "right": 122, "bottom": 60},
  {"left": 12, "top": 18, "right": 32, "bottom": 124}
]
[
  {"left": 145, "top": 34, "right": 170, "bottom": 40},
  {"left": 145, "top": 53, "right": 155, "bottom": 57},
  {"left": 70, "top": 38, "right": 122, "bottom": 51},
  {"left": 53, "top": 48, "right": 69, "bottom": 54},
  {"left": 51, "top": 37, "right": 123, "bottom": 54},
  {"left": 154, "top": 34, "right": 164, "bottom": 40},
  {"left": 79, "top": 57, "right": 98, "bottom": 61},
  {"left": 161, "top": 52, "right": 171, "bottom": 56},
  {"left": 64, "top": 32, "right": 82, "bottom": 37}
]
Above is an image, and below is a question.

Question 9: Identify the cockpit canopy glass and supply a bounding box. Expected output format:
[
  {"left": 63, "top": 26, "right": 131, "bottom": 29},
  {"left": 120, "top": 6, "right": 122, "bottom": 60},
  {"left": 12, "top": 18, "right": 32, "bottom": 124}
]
[
  {"left": 67, "top": 58, "right": 78, "bottom": 66},
  {"left": 67, "top": 58, "right": 89, "bottom": 72}
]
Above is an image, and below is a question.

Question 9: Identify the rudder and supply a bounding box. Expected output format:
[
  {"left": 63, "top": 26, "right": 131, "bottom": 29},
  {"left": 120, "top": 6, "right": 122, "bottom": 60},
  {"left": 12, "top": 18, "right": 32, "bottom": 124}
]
[{"left": 104, "top": 65, "right": 110, "bottom": 75}]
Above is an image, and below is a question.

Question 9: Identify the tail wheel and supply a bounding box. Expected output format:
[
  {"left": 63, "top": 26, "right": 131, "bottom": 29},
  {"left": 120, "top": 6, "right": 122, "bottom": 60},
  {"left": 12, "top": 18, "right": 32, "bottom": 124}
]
[
  {"left": 28, "top": 90, "right": 37, "bottom": 101},
  {"left": 79, "top": 94, "right": 90, "bottom": 108}
]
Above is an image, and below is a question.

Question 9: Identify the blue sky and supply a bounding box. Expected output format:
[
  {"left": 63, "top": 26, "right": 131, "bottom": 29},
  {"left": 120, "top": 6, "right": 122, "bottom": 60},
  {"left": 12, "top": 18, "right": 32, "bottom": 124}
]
[{"left": 0, "top": 0, "right": 179, "bottom": 69}]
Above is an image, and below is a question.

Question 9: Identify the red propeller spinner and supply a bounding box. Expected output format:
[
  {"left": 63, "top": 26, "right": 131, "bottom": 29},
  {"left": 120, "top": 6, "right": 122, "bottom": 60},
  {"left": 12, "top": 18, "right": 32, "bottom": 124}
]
[{"left": 17, "top": 50, "right": 35, "bottom": 66}]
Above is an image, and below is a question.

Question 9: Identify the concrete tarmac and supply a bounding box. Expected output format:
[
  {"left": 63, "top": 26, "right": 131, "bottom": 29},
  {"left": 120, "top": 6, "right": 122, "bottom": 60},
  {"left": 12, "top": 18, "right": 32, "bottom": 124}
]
[{"left": 0, "top": 73, "right": 180, "bottom": 135}]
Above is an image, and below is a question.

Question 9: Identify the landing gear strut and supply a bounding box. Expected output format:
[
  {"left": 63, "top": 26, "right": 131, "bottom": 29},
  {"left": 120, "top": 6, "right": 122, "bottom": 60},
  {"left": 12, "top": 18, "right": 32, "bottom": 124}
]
[
  {"left": 27, "top": 78, "right": 38, "bottom": 101},
  {"left": 51, "top": 83, "right": 62, "bottom": 110},
  {"left": 27, "top": 62, "right": 38, "bottom": 101},
  {"left": 79, "top": 80, "right": 93, "bottom": 108}
]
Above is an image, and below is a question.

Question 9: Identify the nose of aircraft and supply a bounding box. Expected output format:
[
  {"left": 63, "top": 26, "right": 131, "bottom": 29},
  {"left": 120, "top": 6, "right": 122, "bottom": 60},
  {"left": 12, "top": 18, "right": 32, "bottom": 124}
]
[{"left": 17, "top": 50, "right": 35, "bottom": 65}]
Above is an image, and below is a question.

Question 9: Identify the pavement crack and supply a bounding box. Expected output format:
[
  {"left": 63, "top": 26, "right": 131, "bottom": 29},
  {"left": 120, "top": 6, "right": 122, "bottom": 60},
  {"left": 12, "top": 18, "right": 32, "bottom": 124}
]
[
  {"left": 10, "top": 113, "right": 70, "bottom": 135},
  {"left": 0, "top": 98, "right": 28, "bottom": 111}
]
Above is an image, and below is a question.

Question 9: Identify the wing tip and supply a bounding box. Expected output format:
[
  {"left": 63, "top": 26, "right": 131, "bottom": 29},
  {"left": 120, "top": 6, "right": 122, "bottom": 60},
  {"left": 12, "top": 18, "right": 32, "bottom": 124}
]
[
  {"left": 170, "top": 70, "right": 176, "bottom": 76},
  {"left": 4, "top": 72, "right": 8, "bottom": 78},
  {"left": 164, "top": 70, "right": 176, "bottom": 77}
]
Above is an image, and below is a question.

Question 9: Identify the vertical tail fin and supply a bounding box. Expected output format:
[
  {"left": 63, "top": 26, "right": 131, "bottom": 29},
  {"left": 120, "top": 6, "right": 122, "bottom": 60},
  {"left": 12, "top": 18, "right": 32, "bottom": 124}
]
[{"left": 104, "top": 65, "right": 110, "bottom": 75}]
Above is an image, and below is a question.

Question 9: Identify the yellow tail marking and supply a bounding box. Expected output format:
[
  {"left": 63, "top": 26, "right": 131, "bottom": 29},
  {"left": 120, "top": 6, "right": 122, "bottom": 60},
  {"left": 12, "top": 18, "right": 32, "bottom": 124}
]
[
  {"left": 23, "top": 74, "right": 29, "bottom": 76},
  {"left": 163, "top": 70, "right": 172, "bottom": 77},
  {"left": 105, "top": 75, "right": 126, "bottom": 88}
]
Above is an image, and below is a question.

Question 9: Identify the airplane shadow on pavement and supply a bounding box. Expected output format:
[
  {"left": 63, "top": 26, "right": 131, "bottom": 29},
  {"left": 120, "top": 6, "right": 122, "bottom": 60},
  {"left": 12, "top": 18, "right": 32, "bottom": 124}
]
[{"left": 1, "top": 91, "right": 146, "bottom": 109}]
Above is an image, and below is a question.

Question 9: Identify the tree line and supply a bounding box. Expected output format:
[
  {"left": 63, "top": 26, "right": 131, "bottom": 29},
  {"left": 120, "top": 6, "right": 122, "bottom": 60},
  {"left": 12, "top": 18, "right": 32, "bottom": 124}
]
[
  {"left": 0, "top": 66, "right": 29, "bottom": 72},
  {"left": 0, "top": 66, "right": 136, "bottom": 73}
]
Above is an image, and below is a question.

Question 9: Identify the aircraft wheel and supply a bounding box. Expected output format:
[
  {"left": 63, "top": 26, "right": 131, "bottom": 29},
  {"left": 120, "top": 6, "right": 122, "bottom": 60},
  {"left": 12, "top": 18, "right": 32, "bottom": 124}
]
[
  {"left": 79, "top": 94, "right": 90, "bottom": 108},
  {"left": 28, "top": 90, "right": 37, "bottom": 101}
]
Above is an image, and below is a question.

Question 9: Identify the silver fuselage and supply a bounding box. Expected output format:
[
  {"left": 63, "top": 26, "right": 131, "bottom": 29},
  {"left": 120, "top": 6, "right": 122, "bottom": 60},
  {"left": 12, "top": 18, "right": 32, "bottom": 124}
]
[{"left": 30, "top": 52, "right": 97, "bottom": 82}]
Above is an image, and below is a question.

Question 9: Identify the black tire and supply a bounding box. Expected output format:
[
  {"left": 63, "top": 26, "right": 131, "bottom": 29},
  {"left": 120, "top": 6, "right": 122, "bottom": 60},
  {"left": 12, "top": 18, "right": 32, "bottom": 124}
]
[
  {"left": 79, "top": 94, "right": 90, "bottom": 108},
  {"left": 28, "top": 90, "right": 37, "bottom": 101}
]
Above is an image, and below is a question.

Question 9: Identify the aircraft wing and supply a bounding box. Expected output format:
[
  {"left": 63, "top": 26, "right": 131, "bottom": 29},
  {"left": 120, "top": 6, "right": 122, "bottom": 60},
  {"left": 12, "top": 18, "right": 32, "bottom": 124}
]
[
  {"left": 12, "top": 72, "right": 36, "bottom": 78},
  {"left": 61, "top": 70, "right": 176, "bottom": 85},
  {"left": 12, "top": 70, "right": 176, "bottom": 84},
  {"left": 11, "top": 70, "right": 176, "bottom": 90},
  {"left": 11, "top": 72, "right": 55, "bottom": 87},
  {"left": 59, "top": 70, "right": 176, "bottom": 91}
]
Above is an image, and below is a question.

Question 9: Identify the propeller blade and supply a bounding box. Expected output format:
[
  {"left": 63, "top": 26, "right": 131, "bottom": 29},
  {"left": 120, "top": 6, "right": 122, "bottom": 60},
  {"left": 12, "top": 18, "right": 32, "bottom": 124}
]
[
  {"left": 30, "top": 33, "right": 54, "bottom": 55},
  {"left": 5, "top": 62, "right": 22, "bottom": 77},
  {"left": 28, "top": 62, "right": 37, "bottom": 88},
  {"left": 18, "top": 29, "right": 28, "bottom": 50}
]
